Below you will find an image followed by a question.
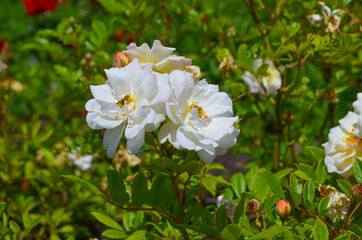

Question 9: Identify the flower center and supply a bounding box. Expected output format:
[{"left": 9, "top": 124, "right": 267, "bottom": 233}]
[
  {"left": 346, "top": 133, "right": 362, "bottom": 148},
  {"left": 325, "top": 15, "right": 338, "bottom": 25},
  {"left": 187, "top": 102, "right": 208, "bottom": 121},
  {"left": 117, "top": 94, "right": 133, "bottom": 109}
]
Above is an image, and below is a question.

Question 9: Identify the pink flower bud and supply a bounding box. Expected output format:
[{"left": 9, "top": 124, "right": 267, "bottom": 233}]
[
  {"left": 113, "top": 52, "right": 129, "bottom": 68},
  {"left": 276, "top": 200, "right": 291, "bottom": 217}
]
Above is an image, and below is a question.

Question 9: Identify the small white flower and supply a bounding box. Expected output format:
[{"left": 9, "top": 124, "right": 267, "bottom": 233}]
[
  {"left": 353, "top": 93, "right": 362, "bottom": 115},
  {"left": 67, "top": 149, "right": 93, "bottom": 171},
  {"left": 122, "top": 40, "right": 192, "bottom": 73},
  {"left": 85, "top": 59, "right": 171, "bottom": 158},
  {"left": 323, "top": 111, "right": 362, "bottom": 177},
  {"left": 241, "top": 58, "right": 281, "bottom": 95},
  {"left": 158, "top": 70, "right": 239, "bottom": 163},
  {"left": 326, "top": 191, "right": 350, "bottom": 220},
  {"left": 216, "top": 195, "right": 237, "bottom": 221},
  {"left": 307, "top": 1, "right": 344, "bottom": 33}
]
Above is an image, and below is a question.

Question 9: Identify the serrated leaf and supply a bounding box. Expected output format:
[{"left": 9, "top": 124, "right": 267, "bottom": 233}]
[
  {"left": 314, "top": 219, "right": 328, "bottom": 240},
  {"left": 230, "top": 173, "right": 246, "bottom": 198},
  {"left": 201, "top": 208, "right": 213, "bottom": 226},
  {"left": 107, "top": 167, "right": 130, "bottom": 206},
  {"left": 253, "top": 171, "right": 269, "bottom": 203},
  {"left": 334, "top": 234, "right": 350, "bottom": 240},
  {"left": 303, "top": 182, "right": 315, "bottom": 211},
  {"left": 237, "top": 44, "right": 248, "bottom": 64},
  {"left": 256, "top": 63, "right": 269, "bottom": 76},
  {"left": 62, "top": 175, "right": 105, "bottom": 199},
  {"left": 132, "top": 172, "right": 148, "bottom": 207},
  {"left": 102, "top": 229, "right": 127, "bottom": 239},
  {"left": 92, "top": 20, "right": 108, "bottom": 39},
  {"left": 305, "top": 146, "right": 325, "bottom": 161},
  {"left": 221, "top": 224, "right": 240, "bottom": 240},
  {"left": 316, "top": 157, "right": 327, "bottom": 184},
  {"left": 297, "top": 164, "right": 318, "bottom": 181},
  {"left": 348, "top": 223, "right": 362, "bottom": 236},
  {"left": 126, "top": 230, "right": 146, "bottom": 240},
  {"left": 150, "top": 175, "right": 174, "bottom": 210},
  {"left": 91, "top": 212, "right": 123, "bottom": 231},
  {"left": 353, "top": 159, "right": 362, "bottom": 183},
  {"left": 275, "top": 168, "right": 294, "bottom": 180},
  {"left": 317, "top": 197, "right": 330, "bottom": 217},
  {"left": 249, "top": 225, "right": 290, "bottom": 239},
  {"left": 216, "top": 205, "right": 227, "bottom": 231},
  {"left": 23, "top": 211, "right": 31, "bottom": 229},
  {"left": 337, "top": 180, "right": 353, "bottom": 195},
  {"left": 257, "top": 168, "right": 285, "bottom": 199},
  {"left": 234, "top": 193, "right": 245, "bottom": 224}
]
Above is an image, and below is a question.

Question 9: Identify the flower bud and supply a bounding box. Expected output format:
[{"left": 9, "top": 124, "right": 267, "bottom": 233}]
[
  {"left": 350, "top": 183, "right": 362, "bottom": 202},
  {"left": 113, "top": 52, "right": 129, "bottom": 68},
  {"left": 319, "top": 184, "right": 337, "bottom": 197},
  {"left": 276, "top": 200, "right": 291, "bottom": 217}
]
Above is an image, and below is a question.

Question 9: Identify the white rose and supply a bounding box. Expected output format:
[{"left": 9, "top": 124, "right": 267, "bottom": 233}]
[
  {"left": 67, "top": 148, "right": 93, "bottom": 171},
  {"left": 158, "top": 70, "right": 239, "bottom": 163},
  {"left": 307, "top": 2, "right": 344, "bottom": 33},
  {"left": 85, "top": 59, "right": 171, "bottom": 158},
  {"left": 241, "top": 58, "right": 281, "bottom": 95},
  {"left": 323, "top": 111, "right": 362, "bottom": 177},
  {"left": 123, "top": 40, "right": 192, "bottom": 73}
]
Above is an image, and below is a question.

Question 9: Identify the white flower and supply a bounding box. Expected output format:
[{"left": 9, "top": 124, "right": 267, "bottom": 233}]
[
  {"left": 216, "top": 195, "right": 237, "bottom": 221},
  {"left": 85, "top": 59, "right": 171, "bottom": 158},
  {"left": 158, "top": 70, "right": 239, "bottom": 163},
  {"left": 241, "top": 58, "right": 281, "bottom": 95},
  {"left": 122, "top": 40, "right": 192, "bottom": 73},
  {"left": 326, "top": 191, "right": 350, "bottom": 220},
  {"left": 353, "top": 93, "right": 362, "bottom": 115},
  {"left": 307, "top": 1, "right": 344, "bottom": 33},
  {"left": 67, "top": 149, "right": 93, "bottom": 171},
  {"left": 323, "top": 111, "right": 362, "bottom": 177}
]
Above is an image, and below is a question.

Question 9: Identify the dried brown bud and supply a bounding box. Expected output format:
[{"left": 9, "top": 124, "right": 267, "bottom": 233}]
[
  {"left": 319, "top": 184, "right": 337, "bottom": 197},
  {"left": 350, "top": 184, "right": 362, "bottom": 202},
  {"left": 246, "top": 199, "right": 261, "bottom": 214}
]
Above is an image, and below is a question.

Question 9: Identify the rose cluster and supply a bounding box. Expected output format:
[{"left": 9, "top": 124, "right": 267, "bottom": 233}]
[{"left": 85, "top": 40, "right": 240, "bottom": 163}]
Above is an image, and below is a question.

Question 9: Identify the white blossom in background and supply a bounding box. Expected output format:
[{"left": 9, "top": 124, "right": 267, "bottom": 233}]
[
  {"left": 323, "top": 111, "right": 362, "bottom": 177},
  {"left": 241, "top": 58, "right": 281, "bottom": 95},
  {"left": 326, "top": 191, "right": 350, "bottom": 220},
  {"left": 307, "top": 1, "right": 344, "bottom": 33},
  {"left": 85, "top": 59, "right": 171, "bottom": 158},
  {"left": 122, "top": 40, "right": 192, "bottom": 73},
  {"left": 67, "top": 149, "right": 93, "bottom": 171},
  {"left": 158, "top": 70, "right": 239, "bottom": 163},
  {"left": 216, "top": 195, "right": 237, "bottom": 221},
  {"left": 352, "top": 93, "right": 362, "bottom": 115}
]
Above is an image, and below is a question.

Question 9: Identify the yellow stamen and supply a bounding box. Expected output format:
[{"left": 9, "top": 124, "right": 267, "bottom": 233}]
[
  {"left": 117, "top": 94, "right": 133, "bottom": 109},
  {"left": 346, "top": 133, "right": 362, "bottom": 148},
  {"left": 187, "top": 102, "right": 208, "bottom": 120}
]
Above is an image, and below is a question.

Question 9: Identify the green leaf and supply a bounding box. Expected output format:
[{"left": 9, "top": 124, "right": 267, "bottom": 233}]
[
  {"left": 257, "top": 168, "right": 285, "bottom": 199},
  {"left": 303, "top": 182, "right": 315, "bottom": 211},
  {"left": 289, "top": 22, "right": 301, "bottom": 36},
  {"left": 237, "top": 44, "right": 248, "bottom": 64},
  {"left": 348, "top": 223, "right": 362, "bottom": 236},
  {"left": 234, "top": 193, "right": 245, "bottom": 224},
  {"left": 337, "top": 180, "right": 353, "bottom": 195},
  {"left": 107, "top": 167, "right": 130, "bottom": 206},
  {"left": 92, "top": 20, "right": 108, "bottom": 39},
  {"left": 313, "top": 219, "right": 328, "bottom": 240},
  {"left": 216, "top": 205, "right": 227, "bottom": 231},
  {"left": 201, "top": 208, "right": 213, "bottom": 226},
  {"left": 221, "top": 224, "right": 240, "bottom": 240},
  {"left": 230, "top": 173, "right": 246, "bottom": 198},
  {"left": 253, "top": 171, "right": 269, "bottom": 203},
  {"left": 317, "top": 197, "right": 330, "bottom": 217},
  {"left": 91, "top": 212, "right": 123, "bottom": 231},
  {"left": 0, "top": 202, "right": 5, "bottom": 216},
  {"left": 102, "top": 229, "right": 127, "bottom": 239},
  {"left": 62, "top": 175, "right": 105, "bottom": 199},
  {"left": 248, "top": 225, "right": 290, "bottom": 239},
  {"left": 126, "top": 230, "right": 146, "bottom": 240},
  {"left": 335, "top": 234, "right": 351, "bottom": 240},
  {"left": 275, "top": 168, "right": 294, "bottom": 180},
  {"left": 256, "top": 63, "right": 269, "bottom": 76},
  {"left": 316, "top": 157, "right": 327, "bottom": 184},
  {"left": 9, "top": 220, "right": 21, "bottom": 233},
  {"left": 131, "top": 172, "right": 149, "bottom": 207},
  {"left": 297, "top": 164, "right": 318, "bottom": 181},
  {"left": 353, "top": 159, "right": 362, "bottom": 183},
  {"left": 150, "top": 175, "right": 174, "bottom": 210},
  {"left": 305, "top": 146, "right": 325, "bottom": 161},
  {"left": 23, "top": 211, "right": 31, "bottom": 229}
]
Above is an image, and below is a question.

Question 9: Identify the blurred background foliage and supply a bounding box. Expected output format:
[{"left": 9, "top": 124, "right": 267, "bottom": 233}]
[{"left": 0, "top": 0, "right": 361, "bottom": 239}]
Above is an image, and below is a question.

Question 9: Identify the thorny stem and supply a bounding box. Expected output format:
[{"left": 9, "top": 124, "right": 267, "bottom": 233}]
[
  {"left": 346, "top": 203, "right": 360, "bottom": 224},
  {"left": 286, "top": 200, "right": 339, "bottom": 237}
]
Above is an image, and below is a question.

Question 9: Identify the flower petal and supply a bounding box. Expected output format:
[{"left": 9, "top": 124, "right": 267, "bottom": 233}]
[
  {"left": 90, "top": 84, "right": 117, "bottom": 103},
  {"left": 103, "top": 122, "right": 126, "bottom": 158},
  {"left": 127, "top": 128, "right": 145, "bottom": 154}
]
